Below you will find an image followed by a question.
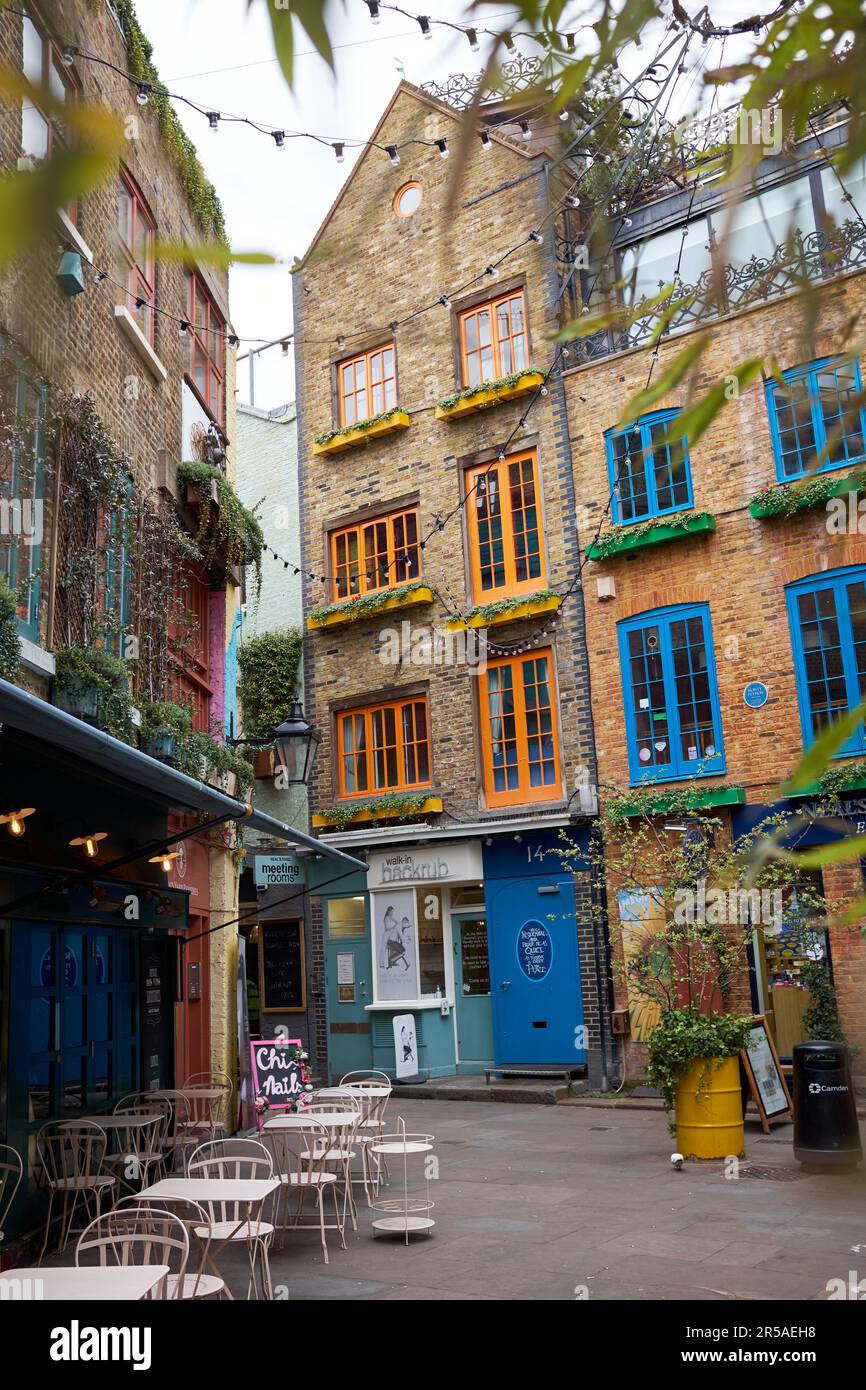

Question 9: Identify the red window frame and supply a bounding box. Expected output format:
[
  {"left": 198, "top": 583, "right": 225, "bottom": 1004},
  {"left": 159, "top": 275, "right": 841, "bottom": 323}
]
[
  {"left": 169, "top": 563, "right": 212, "bottom": 733},
  {"left": 189, "top": 273, "right": 226, "bottom": 425},
  {"left": 117, "top": 168, "right": 156, "bottom": 345}
]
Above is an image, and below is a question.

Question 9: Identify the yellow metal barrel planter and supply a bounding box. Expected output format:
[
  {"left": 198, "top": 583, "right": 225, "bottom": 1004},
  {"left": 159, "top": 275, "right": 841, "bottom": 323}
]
[{"left": 675, "top": 1056, "right": 744, "bottom": 1160}]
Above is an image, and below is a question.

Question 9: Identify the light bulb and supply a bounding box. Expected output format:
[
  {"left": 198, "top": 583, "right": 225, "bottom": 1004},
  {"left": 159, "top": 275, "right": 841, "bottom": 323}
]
[
  {"left": 503, "top": 31, "right": 515, "bottom": 51},
  {"left": 418, "top": 15, "right": 431, "bottom": 39},
  {"left": 366, "top": 0, "right": 380, "bottom": 21},
  {"left": 479, "top": 129, "right": 492, "bottom": 151},
  {"left": 435, "top": 138, "right": 448, "bottom": 159},
  {"left": 273, "top": 130, "right": 286, "bottom": 151},
  {"left": 519, "top": 119, "right": 531, "bottom": 140},
  {"left": 84, "top": 836, "right": 98, "bottom": 858},
  {"left": 386, "top": 145, "right": 400, "bottom": 167},
  {"left": 9, "top": 815, "right": 24, "bottom": 837},
  {"left": 136, "top": 84, "right": 149, "bottom": 106},
  {"left": 333, "top": 142, "right": 345, "bottom": 163},
  {"left": 207, "top": 112, "right": 220, "bottom": 132},
  {"left": 466, "top": 27, "right": 479, "bottom": 52}
]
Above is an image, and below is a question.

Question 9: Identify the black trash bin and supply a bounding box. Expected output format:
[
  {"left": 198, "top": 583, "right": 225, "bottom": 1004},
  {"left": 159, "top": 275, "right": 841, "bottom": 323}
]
[{"left": 793, "top": 1041, "right": 862, "bottom": 1168}]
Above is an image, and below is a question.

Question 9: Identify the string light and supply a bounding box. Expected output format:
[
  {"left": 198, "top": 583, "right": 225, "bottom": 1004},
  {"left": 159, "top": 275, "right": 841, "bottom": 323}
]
[
  {"left": 1, "top": 808, "right": 35, "bottom": 837},
  {"left": 519, "top": 119, "right": 531, "bottom": 140},
  {"left": 272, "top": 130, "right": 286, "bottom": 150},
  {"left": 150, "top": 850, "right": 181, "bottom": 874},
  {"left": 70, "top": 831, "right": 108, "bottom": 860},
  {"left": 366, "top": 0, "right": 380, "bottom": 20},
  {"left": 502, "top": 31, "right": 515, "bottom": 51},
  {"left": 466, "top": 26, "right": 479, "bottom": 51},
  {"left": 435, "top": 137, "right": 448, "bottom": 159},
  {"left": 439, "top": 294, "right": 451, "bottom": 309},
  {"left": 417, "top": 14, "right": 431, "bottom": 38},
  {"left": 136, "top": 83, "right": 150, "bottom": 106},
  {"left": 386, "top": 144, "right": 400, "bottom": 166},
  {"left": 479, "top": 130, "right": 492, "bottom": 151},
  {"left": 179, "top": 318, "right": 191, "bottom": 335},
  {"left": 333, "top": 142, "right": 345, "bottom": 163},
  {"left": 207, "top": 111, "right": 220, "bottom": 132}
]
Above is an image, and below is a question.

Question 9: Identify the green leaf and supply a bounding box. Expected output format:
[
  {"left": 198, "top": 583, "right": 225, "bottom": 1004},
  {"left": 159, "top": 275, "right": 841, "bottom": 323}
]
[
  {"left": 617, "top": 338, "right": 708, "bottom": 424},
  {"left": 0, "top": 147, "right": 114, "bottom": 265},
  {"left": 783, "top": 697, "right": 866, "bottom": 793},
  {"left": 257, "top": 0, "right": 336, "bottom": 87},
  {"left": 154, "top": 241, "right": 278, "bottom": 268},
  {"left": 659, "top": 359, "right": 764, "bottom": 453},
  {"left": 784, "top": 833, "right": 866, "bottom": 870}
]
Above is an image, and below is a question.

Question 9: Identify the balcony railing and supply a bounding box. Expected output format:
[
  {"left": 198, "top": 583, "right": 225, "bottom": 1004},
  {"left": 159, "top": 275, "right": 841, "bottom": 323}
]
[{"left": 574, "top": 217, "right": 866, "bottom": 365}]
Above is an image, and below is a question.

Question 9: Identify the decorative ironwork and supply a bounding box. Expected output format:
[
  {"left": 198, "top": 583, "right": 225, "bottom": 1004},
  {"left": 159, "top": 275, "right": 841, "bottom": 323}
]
[
  {"left": 574, "top": 217, "right": 866, "bottom": 365},
  {"left": 421, "top": 54, "right": 547, "bottom": 109}
]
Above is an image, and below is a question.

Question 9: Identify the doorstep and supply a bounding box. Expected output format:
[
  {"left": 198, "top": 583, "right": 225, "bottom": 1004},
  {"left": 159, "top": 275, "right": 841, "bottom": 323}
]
[{"left": 393, "top": 1073, "right": 572, "bottom": 1104}]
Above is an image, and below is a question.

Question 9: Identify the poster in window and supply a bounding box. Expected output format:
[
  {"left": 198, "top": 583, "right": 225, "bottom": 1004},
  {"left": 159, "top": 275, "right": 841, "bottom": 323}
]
[{"left": 374, "top": 888, "right": 416, "bottom": 1000}]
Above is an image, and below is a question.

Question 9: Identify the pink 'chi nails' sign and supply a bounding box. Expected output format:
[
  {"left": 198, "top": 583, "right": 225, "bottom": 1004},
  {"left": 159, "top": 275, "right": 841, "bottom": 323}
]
[{"left": 250, "top": 1038, "right": 308, "bottom": 1127}]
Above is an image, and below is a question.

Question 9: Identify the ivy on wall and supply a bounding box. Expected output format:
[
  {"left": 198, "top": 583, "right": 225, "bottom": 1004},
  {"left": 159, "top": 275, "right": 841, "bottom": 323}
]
[
  {"left": 111, "top": 0, "right": 227, "bottom": 242},
  {"left": 177, "top": 460, "right": 264, "bottom": 598},
  {"left": 0, "top": 576, "right": 20, "bottom": 680},
  {"left": 236, "top": 628, "right": 303, "bottom": 741}
]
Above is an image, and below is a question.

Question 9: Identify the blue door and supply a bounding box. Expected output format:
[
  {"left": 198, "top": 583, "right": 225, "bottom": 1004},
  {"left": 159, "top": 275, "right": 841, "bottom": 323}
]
[
  {"left": 486, "top": 875, "right": 586, "bottom": 1065},
  {"left": 323, "top": 896, "right": 373, "bottom": 1082},
  {"left": 452, "top": 912, "right": 494, "bottom": 1064}
]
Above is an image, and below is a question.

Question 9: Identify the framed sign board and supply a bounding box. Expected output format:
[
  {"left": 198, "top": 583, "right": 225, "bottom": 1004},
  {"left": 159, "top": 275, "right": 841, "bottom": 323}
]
[
  {"left": 249, "top": 1038, "right": 304, "bottom": 1127},
  {"left": 740, "top": 1016, "right": 792, "bottom": 1133},
  {"left": 258, "top": 919, "right": 306, "bottom": 1013}
]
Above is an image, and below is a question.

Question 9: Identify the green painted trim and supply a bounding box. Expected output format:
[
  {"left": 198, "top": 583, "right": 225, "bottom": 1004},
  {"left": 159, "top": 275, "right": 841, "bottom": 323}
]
[
  {"left": 618, "top": 785, "right": 746, "bottom": 817},
  {"left": 586, "top": 511, "right": 716, "bottom": 561}
]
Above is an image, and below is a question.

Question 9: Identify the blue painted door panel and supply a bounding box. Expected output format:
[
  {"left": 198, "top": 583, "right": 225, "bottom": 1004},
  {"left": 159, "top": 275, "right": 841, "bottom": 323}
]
[{"left": 486, "top": 875, "right": 586, "bottom": 1065}]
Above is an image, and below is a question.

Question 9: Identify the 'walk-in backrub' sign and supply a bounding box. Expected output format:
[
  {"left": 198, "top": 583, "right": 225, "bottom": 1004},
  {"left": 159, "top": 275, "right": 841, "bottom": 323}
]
[{"left": 517, "top": 920, "right": 552, "bottom": 981}]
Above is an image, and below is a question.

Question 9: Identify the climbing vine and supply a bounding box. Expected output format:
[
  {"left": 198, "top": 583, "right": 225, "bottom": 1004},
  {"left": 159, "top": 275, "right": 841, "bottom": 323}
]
[
  {"left": 177, "top": 460, "right": 264, "bottom": 600},
  {"left": 236, "top": 627, "right": 303, "bottom": 741}
]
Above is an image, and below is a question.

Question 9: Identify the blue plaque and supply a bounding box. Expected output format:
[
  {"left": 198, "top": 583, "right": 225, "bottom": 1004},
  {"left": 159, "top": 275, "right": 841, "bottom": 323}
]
[
  {"left": 743, "top": 681, "right": 769, "bottom": 709},
  {"left": 516, "top": 919, "right": 553, "bottom": 981}
]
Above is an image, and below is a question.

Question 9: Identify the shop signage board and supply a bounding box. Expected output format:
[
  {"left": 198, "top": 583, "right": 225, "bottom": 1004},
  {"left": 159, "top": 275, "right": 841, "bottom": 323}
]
[
  {"left": 254, "top": 854, "right": 306, "bottom": 889},
  {"left": 258, "top": 919, "right": 306, "bottom": 1013},
  {"left": 740, "top": 1016, "right": 792, "bottom": 1132},
  {"left": 393, "top": 1013, "right": 419, "bottom": 1080},
  {"left": 249, "top": 1038, "right": 304, "bottom": 1123},
  {"left": 367, "top": 841, "right": 483, "bottom": 888}
]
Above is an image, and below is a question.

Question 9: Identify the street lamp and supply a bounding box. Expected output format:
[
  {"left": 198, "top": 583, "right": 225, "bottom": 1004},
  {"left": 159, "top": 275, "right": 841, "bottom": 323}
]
[
  {"left": 272, "top": 699, "right": 320, "bottom": 785},
  {"left": 228, "top": 698, "right": 320, "bottom": 787}
]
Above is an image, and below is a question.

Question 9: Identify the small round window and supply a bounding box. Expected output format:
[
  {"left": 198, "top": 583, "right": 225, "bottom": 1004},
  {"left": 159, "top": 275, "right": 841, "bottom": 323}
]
[{"left": 393, "top": 182, "right": 422, "bottom": 217}]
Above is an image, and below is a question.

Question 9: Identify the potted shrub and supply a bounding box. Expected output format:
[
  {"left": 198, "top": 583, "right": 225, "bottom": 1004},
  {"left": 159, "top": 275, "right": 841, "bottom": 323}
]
[
  {"left": 139, "top": 700, "right": 193, "bottom": 765},
  {"left": 53, "top": 646, "right": 134, "bottom": 742},
  {"left": 647, "top": 1007, "right": 754, "bottom": 1159},
  {"left": 0, "top": 576, "right": 21, "bottom": 681}
]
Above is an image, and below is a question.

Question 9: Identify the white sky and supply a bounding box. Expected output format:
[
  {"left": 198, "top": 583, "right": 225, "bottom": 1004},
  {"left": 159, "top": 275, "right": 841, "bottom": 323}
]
[{"left": 135, "top": 0, "right": 756, "bottom": 409}]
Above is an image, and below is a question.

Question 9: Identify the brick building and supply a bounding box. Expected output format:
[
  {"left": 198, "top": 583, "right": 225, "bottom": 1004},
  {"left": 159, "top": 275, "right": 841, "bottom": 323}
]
[
  {"left": 0, "top": 0, "right": 251, "bottom": 1243},
  {"left": 564, "top": 105, "right": 866, "bottom": 1083},
  {"left": 294, "top": 81, "right": 613, "bottom": 1086}
]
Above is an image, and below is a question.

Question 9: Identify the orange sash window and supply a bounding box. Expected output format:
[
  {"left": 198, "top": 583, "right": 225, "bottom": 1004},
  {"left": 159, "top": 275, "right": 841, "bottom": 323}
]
[
  {"left": 459, "top": 291, "right": 528, "bottom": 388},
  {"left": 337, "top": 697, "right": 431, "bottom": 798},
  {"left": 329, "top": 507, "right": 420, "bottom": 601},
  {"left": 466, "top": 450, "right": 545, "bottom": 601},
  {"left": 479, "top": 650, "right": 561, "bottom": 807},
  {"left": 337, "top": 344, "right": 396, "bottom": 426}
]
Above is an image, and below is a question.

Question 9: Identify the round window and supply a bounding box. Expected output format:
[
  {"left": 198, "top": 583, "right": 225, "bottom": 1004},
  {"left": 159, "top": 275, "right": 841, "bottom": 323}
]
[{"left": 393, "top": 182, "right": 422, "bottom": 217}]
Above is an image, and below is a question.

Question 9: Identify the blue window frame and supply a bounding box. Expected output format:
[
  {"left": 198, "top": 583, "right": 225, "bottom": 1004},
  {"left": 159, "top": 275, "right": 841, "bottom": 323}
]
[
  {"left": 0, "top": 370, "right": 46, "bottom": 642},
  {"left": 605, "top": 409, "right": 692, "bottom": 525},
  {"left": 766, "top": 357, "right": 866, "bottom": 481},
  {"left": 618, "top": 604, "right": 725, "bottom": 783},
  {"left": 786, "top": 566, "right": 866, "bottom": 756}
]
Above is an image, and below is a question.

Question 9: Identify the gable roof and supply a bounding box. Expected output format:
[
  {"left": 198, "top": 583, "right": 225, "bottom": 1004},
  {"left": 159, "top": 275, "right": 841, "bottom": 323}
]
[{"left": 294, "top": 80, "right": 545, "bottom": 269}]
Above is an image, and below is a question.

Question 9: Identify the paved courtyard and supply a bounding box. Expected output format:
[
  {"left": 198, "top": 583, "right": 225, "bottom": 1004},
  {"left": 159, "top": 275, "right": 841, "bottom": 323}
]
[{"left": 225, "top": 1099, "right": 866, "bottom": 1301}]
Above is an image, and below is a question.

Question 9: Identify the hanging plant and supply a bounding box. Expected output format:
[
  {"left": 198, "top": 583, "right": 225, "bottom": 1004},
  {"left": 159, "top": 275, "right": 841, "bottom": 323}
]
[
  {"left": 236, "top": 628, "right": 303, "bottom": 742},
  {"left": 0, "top": 575, "right": 20, "bottom": 680},
  {"left": 177, "top": 460, "right": 264, "bottom": 599},
  {"left": 54, "top": 645, "right": 135, "bottom": 744}
]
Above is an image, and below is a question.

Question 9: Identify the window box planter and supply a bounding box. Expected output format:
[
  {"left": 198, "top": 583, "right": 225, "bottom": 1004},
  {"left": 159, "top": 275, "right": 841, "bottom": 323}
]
[
  {"left": 435, "top": 370, "right": 545, "bottom": 421},
  {"left": 313, "top": 795, "right": 442, "bottom": 829},
  {"left": 307, "top": 583, "right": 434, "bottom": 631},
  {"left": 445, "top": 591, "right": 562, "bottom": 630},
  {"left": 749, "top": 467, "right": 866, "bottom": 519},
  {"left": 786, "top": 761, "right": 866, "bottom": 799},
  {"left": 616, "top": 785, "right": 746, "bottom": 818},
  {"left": 586, "top": 511, "right": 716, "bottom": 561},
  {"left": 140, "top": 728, "right": 178, "bottom": 764},
  {"left": 53, "top": 676, "right": 100, "bottom": 723},
  {"left": 312, "top": 409, "right": 410, "bottom": 456},
  {"left": 184, "top": 478, "right": 220, "bottom": 510}
]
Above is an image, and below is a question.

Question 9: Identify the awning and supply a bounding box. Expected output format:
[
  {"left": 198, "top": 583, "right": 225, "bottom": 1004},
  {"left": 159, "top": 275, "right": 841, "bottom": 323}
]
[{"left": 0, "top": 676, "right": 366, "bottom": 873}]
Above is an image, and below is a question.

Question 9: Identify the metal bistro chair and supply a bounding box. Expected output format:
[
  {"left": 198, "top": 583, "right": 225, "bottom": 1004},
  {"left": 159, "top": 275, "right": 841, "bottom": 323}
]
[
  {"left": 104, "top": 1100, "right": 167, "bottom": 1192},
  {"left": 305, "top": 1096, "right": 364, "bottom": 1231},
  {"left": 339, "top": 1072, "right": 393, "bottom": 1199},
  {"left": 179, "top": 1072, "right": 234, "bottom": 1146},
  {"left": 263, "top": 1115, "right": 345, "bottom": 1266},
  {"left": 151, "top": 1089, "right": 196, "bottom": 1172},
  {"left": 75, "top": 1206, "right": 189, "bottom": 1300},
  {"left": 36, "top": 1121, "right": 117, "bottom": 1263},
  {"left": 186, "top": 1138, "right": 275, "bottom": 1300},
  {"left": 0, "top": 1144, "right": 23, "bottom": 1246},
  {"left": 118, "top": 1196, "right": 226, "bottom": 1300}
]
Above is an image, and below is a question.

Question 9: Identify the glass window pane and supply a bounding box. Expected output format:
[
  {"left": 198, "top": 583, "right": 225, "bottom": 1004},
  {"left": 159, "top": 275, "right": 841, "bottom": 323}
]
[
  {"left": 821, "top": 157, "right": 866, "bottom": 233},
  {"left": 22, "top": 16, "right": 43, "bottom": 84},
  {"left": 21, "top": 103, "right": 49, "bottom": 159},
  {"left": 620, "top": 217, "right": 710, "bottom": 309},
  {"left": 720, "top": 177, "right": 816, "bottom": 270}
]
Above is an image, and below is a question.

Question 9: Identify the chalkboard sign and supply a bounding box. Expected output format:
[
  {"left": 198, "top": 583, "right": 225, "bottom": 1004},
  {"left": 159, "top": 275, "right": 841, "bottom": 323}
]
[
  {"left": 249, "top": 1038, "right": 306, "bottom": 1126},
  {"left": 740, "top": 1016, "right": 792, "bottom": 1133},
  {"left": 259, "top": 919, "right": 306, "bottom": 1013},
  {"left": 139, "top": 934, "right": 175, "bottom": 1092}
]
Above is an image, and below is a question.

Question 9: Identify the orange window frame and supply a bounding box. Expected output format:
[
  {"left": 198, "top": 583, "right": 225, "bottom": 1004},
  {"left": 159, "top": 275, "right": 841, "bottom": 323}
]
[
  {"left": 329, "top": 507, "right": 420, "bottom": 602},
  {"left": 337, "top": 344, "right": 396, "bottom": 427},
  {"left": 459, "top": 290, "right": 528, "bottom": 388},
  {"left": 189, "top": 272, "right": 226, "bottom": 425},
  {"left": 479, "top": 649, "right": 561, "bottom": 808},
  {"left": 117, "top": 168, "right": 156, "bottom": 345},
  {"left": 337, "top": 697, "right": 431, "bottom": 799},
  {"left": 466, "top": 449, "right": 545, "bottom": 602}
]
